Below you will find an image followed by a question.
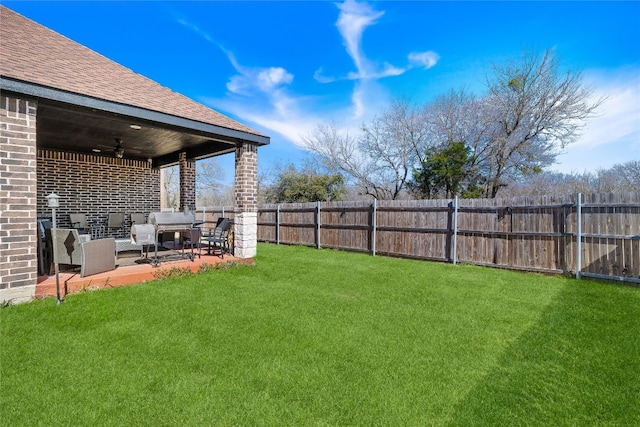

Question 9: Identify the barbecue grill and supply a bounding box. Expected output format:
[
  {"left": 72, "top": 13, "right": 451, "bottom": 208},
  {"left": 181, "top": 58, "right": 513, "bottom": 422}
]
[{"left": 142, "top": 211, "right": 198, "bottom": 266}]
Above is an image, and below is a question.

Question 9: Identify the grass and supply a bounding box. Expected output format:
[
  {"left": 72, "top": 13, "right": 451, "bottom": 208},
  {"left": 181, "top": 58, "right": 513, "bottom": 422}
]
[{"left": 1, "top": 243, "right": 639, "bottom": 426}]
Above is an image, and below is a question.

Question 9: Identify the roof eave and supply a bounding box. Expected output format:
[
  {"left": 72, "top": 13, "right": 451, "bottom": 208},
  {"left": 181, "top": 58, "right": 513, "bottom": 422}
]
[{"left": 0, "top": 76, "right": 270, "bottom": 146}]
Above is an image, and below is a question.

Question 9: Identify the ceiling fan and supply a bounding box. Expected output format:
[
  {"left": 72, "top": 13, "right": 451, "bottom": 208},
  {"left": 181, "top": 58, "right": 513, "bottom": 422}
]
[
  {"left": 93, "top": 138, "right": 142, "bottom": 158},
  {"left": 114, "top": 138, "right": 125, "bottom": 158}
]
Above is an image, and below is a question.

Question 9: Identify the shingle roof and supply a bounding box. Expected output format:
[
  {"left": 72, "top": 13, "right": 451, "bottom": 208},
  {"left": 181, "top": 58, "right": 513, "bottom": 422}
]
[{"left": 0, "top": 6, "right": 265, "bottom": 138}]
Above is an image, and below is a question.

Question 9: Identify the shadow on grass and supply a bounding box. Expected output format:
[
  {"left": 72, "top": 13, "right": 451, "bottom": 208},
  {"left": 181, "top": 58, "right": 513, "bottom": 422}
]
[{"left": 449, "top": 280, "right": 640, "bottom": 426}]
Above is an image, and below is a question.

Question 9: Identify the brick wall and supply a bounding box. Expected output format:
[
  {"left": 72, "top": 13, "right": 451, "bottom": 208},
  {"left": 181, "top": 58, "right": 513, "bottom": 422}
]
[
  {"left": 179, "top": 152, "right": 196, "bottom": 212},
  {"left": 37, "top": 150, "right": 161, "bottom": 237},
  {"left": 234, "top": 143, "right": 258, "bottom": 213},
  {"left": 234, "top": 142, "right": 258, "bottom": 258},
  {"left": 0, "top": 95, "right": 38, "bottom": 302}
]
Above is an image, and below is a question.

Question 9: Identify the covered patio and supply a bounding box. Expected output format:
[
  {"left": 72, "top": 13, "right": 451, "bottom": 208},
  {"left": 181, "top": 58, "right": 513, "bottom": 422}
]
[
  {"left": 0, "top": 6, "right": 269, "bottom": 303},
  {"left": 35, "top": 250, "right": 252, "bottom": 300}
]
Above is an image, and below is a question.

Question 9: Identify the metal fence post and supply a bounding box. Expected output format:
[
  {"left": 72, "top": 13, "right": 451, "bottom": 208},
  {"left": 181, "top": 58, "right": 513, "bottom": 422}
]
[
  {"left": 372, "top": 198, "right": 377, "bottom": 256},
  {"left": 316, "top": 201, "right": 321, "bottom": 249},
  {"left": 453, "top": 196, "right": 458, "bottom": 265},
  {"left": 576, "top": 193, "right": 582, "bottom": 280},
  {"left": 276, "top": 204, "right": 280, "bottom": 245}
]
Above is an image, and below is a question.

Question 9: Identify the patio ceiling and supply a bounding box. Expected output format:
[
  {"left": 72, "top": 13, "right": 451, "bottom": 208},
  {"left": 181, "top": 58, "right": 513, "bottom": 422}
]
[{"left": 37, "top": 98, "right": 246, "bottom": 169}]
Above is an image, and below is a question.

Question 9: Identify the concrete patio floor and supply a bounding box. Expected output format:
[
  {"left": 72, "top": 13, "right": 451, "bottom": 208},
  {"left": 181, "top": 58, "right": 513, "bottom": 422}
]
[{"left": 36, "top": 249, "right": 249, "bottom": 299}]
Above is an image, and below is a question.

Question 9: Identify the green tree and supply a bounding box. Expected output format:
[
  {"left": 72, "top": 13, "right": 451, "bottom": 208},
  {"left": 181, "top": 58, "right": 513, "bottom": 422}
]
[
  {"left": 410, "top": 141, "right": 478, "bottom": 199},
  {"left": 265, "top": 165, "right": 345, "bottom": 203}
]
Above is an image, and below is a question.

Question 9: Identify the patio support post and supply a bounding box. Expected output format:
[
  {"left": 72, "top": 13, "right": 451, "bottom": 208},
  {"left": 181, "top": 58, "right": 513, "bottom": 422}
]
[
  {"left": 179, "top": 152, "right": 196, "bottom": 212},
  {"left": 234, "top": 142, "right": 258, "bottom": 258},
  {"left": 0, "top": 95, "right": 38, "bottom": 304}
]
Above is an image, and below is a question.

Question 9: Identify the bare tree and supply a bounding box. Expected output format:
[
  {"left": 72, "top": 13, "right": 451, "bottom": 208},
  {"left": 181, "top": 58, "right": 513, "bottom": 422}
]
[
  {"left": 161, "top": 166, "right": 179, "bottom": 210},
  {"left": 588, "top": 161, "right": 640, "bottom": 193},
  {"left": 419, "top": 89, "right": 493, "bottom": 196},
  {"left": 498, "top": 160, "right": 640, "bottom": 197},
  {"left": 302, "top": 100, "right": 426, "bottom": 200},
  {"left": 305, "top": 50, "right": 604, "bottom": 200},
  {"left": 608, "top": 160, "right": 640, "bottom": 191},
  {"left": 481, "top": 49, "right": 604, "bottom": 197},
  {"left": 196, "top": 158, "right": 226, "bottom": 207}
]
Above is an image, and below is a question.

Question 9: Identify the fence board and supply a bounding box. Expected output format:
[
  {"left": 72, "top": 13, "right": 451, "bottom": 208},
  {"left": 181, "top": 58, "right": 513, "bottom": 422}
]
[{"left": 197, "top": 191, "right": 639, "bottom": 283}]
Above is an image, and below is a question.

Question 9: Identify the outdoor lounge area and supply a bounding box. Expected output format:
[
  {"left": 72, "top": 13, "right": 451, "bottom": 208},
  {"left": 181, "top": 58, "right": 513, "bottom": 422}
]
[
  {"left": 0, "top": 6, "right": 269, "bottom": 304},
  {"left": 36, "top": 210, "right": 238, "bottom": 299},
  {"left": 35, "top": 247, "right": 245, "bottom": 300}
]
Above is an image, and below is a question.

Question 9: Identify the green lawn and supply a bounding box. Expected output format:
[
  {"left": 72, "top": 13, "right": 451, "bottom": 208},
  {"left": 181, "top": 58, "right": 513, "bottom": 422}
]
[{"left": 2, "top": 244, "right": 639, "bottom": 426}]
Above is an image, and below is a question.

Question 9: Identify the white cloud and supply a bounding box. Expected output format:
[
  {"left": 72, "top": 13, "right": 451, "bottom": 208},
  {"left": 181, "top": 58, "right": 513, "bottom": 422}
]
[
  {"left": 176, "top": 18, "right": 214, "bottom": 43},
  {"left": 317, "top": 1, "right": 439, "bottom": 119},
  {"left": 178, "top": 3, "right": 440, "bottom": 152},
  {"left": 335, "top": 0, "right": 384, "bottom": 77},
  {"left": 572, "top": 72, "right": 639, "bottom": 149},
  {"left": 351, "top": 83, "right": 366, "bottom": 119},
  {"left": 551, "top": 67, "right": 640, "bottom": 173},
  {"left": 408, "top": 51, "right": 440, "bottom": 70},
  {"left": 175, "top": 14, "right": 339, "bottom": 156},
  {"left": 313, "top": 67, "right": 335, "bottom": 84},
  {"left": 257, "top": 67, "right": 294, "bottom": 92},
  {"left": 226, "top": 66, "right": 293, "bottom": 96}
]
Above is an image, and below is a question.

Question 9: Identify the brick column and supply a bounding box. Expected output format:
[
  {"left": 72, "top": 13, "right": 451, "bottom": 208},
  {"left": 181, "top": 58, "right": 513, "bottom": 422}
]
[
  {"left": 179, "top": 151, "right": 196, "bottom": 212},
  {"left": 234, "top": 142, "right": 258, "bottom": 258},
  {"left": 0, "top": 95, "right": 38, "bottom": 304}
]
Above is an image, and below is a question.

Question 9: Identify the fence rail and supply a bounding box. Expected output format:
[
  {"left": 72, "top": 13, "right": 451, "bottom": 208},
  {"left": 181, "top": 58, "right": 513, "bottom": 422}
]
[{"left": 195, "top": 192, "right": 640, "bottom": 284}]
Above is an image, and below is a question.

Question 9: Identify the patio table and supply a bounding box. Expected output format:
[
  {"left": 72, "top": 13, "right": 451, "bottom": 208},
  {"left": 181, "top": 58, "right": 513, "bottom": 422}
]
[{"left": 115, "top": 238, "right": 143, "bottom": 257}]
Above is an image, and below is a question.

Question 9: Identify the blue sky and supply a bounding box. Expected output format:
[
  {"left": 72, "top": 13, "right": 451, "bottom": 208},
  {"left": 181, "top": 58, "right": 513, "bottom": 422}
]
[{"left": 5, "top": 1, "right": 640, "bottom": 183}]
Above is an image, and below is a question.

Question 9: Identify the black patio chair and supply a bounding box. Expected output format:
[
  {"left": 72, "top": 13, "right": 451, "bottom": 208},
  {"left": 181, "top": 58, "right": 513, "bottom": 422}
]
[
  {"left": 37, "top": 218, "right": 53, "bottom": 276},
  {"left": 202, "top": 217, "right": 232, "bottom": 258}
]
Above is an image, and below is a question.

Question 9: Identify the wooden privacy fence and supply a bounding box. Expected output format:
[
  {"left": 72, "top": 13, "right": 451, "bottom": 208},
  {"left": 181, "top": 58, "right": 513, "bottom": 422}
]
[{"left": 252, "top": 192, "right": 640, "bottom": 284}]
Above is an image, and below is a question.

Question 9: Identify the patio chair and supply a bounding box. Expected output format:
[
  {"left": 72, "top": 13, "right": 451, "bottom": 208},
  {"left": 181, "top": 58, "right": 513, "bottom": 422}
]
[
  {"left": 69, "top": 213, "right": 89, "bottom": 234},
  {"left": 201, "top": 217, "right": 232, "bottom": 258},
  {"left": 130, "top": 213, "right": 146, "bottom": 225},
  {"left": 182, "top": 227, "right": 202, "bottom": 258},
  {"left": 37, "top": 218, "right": 53, "bottom": 276},
  {"left": 107, "top": 212, "right": 125, "bottom": 237},
  {"left": 52, "top": 229, "right": 116, "bottom": 277}
]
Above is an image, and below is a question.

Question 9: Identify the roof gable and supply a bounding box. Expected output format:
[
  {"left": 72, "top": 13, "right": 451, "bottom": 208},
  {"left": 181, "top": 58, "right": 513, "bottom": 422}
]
[{"left": 0, "top": 6, "right": 265, "bottom": 139}]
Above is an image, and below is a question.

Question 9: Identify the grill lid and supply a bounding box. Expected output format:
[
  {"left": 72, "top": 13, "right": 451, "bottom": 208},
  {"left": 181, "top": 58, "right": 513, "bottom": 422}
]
[{"left": 148, "top": 211, "right": 196, "bottom": 226}]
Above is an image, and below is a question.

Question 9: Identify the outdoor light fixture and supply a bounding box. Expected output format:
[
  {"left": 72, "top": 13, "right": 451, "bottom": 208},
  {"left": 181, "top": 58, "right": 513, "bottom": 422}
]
[
  {"left": 46, "top": 192, "right": 59, "bottom": 208},
  {"left": 46, "top": 192, "right": 62, "bottom": 305},
  {"left": 129, "top": 124, "right": 142, "bottom": 130}
]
